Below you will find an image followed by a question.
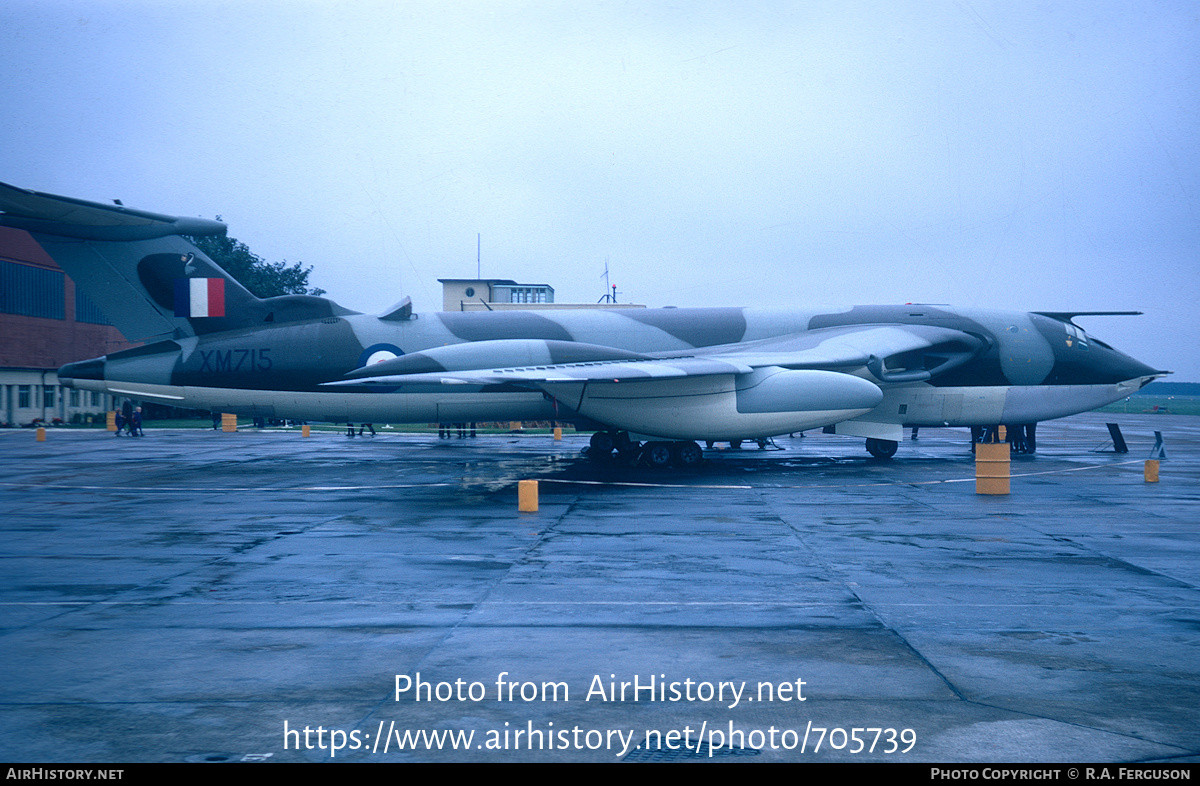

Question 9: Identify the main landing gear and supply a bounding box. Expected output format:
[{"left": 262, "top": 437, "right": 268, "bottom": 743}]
[
  {"left": 586, "top": 430, "right": 705, "bottom": 468},
  {"left": 865, "top": 437, "right": 899, "bottom": 459}
]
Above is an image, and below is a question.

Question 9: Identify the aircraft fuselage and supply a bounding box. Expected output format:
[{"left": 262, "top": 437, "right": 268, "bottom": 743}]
[{"left": 59, "top": 304, "right": 1160, "bottom": 440}]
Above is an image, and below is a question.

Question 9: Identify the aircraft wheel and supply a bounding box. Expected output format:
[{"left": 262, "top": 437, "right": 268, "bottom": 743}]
[
  {"left": 644, "top": 441, "right": 674, "bottom": 468},
  {"left": 866, "top": 438, "right": 898, "bottom": 459},
  {"left": 729, "top": 439, "right": 743, "bottom": 449},
  {"left": 672, "top": 441, "right": 703, "bottom": 467},
  {"left": 589, "top": 431, "right": 615, "bottom": 456}
]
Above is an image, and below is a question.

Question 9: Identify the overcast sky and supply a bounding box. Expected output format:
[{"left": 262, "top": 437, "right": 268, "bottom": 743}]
[{"left": 2, "top": 1, "right": 1196, "bottom": 378}]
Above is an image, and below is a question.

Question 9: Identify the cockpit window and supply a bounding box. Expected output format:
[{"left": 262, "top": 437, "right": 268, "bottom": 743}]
[{"left": 1064, "top": 323, "right": 1089, "bottom": 351}]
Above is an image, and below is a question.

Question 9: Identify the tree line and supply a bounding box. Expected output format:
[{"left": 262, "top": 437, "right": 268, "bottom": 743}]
[{"left": 187, "top": 221, "right": 325, "bottom": 298}]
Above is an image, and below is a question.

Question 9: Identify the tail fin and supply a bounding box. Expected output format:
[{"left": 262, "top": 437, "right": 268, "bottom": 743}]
[{"left": 0, "top": 182, "right": 352, "bottom": 342}]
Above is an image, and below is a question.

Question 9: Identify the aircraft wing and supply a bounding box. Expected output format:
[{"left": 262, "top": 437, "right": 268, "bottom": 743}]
[{"left": 328, "top": 324, "right": 986, "bottom": 388}]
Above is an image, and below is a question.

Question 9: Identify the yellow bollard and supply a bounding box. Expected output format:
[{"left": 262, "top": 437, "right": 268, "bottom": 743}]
[
  {"left": 553, "top": 427, "right": 562, "bottom": 441},
  {"left": 106, "top": 411, "right": 117, "bottom": 432},
  {"left": 36, "top": 427, "right": 46, "bottom": 442},
  {"left": 302, "top": 424, "right": 311, "bottom": 437},
  {"left": 221, "top": 413, "right": 237, "bottom": 432},
  {"left": 518, "top": 480, "right": 539, "bottom": 512},
  {"left": 1145, "top": 459, "right": 1159, "bottom": 483},
  {"left": 975, "top": 441, "right": 1010, "bottom": 495}
]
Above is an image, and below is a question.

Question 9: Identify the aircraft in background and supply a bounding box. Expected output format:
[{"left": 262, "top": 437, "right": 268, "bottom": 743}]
[{"left": 0, "top": 181, "right": 1166, "bottom": 465}]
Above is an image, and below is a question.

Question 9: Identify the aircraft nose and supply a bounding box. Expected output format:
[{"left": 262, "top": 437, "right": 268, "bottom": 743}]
[
  {"left": 57, "top": 357, "right": 105, "bottom": 386},
  {"left": 1097, "top": 347, "right": 1164, "bottom": 384}
]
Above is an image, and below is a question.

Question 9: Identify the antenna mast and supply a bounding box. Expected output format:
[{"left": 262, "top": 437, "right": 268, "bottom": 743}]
[{"left": 598, "top": 259, "right": 618, "bottom": 304}]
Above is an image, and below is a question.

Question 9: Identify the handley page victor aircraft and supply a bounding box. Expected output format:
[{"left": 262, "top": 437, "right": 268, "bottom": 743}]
[{"left": 0, "top": 181, "right": 1165, "bottom": 465}]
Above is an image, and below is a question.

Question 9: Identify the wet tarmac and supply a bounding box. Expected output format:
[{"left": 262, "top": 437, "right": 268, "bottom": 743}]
[{"left": 1, "top": 412, "right": 1197, "bottom": 763}]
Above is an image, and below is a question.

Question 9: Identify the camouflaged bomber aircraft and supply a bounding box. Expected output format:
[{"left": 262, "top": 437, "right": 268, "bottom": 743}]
[{"left": 0, "top": 181, "right": 1165, "bottom": 465}]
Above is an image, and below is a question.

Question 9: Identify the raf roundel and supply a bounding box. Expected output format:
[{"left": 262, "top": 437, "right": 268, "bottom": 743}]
[{"left": 357, "top": 343, "right": 404, "bottom": 368}]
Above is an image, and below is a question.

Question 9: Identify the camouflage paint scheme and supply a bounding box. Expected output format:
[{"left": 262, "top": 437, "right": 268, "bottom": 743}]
[{"left": 0, "top": 182, "right": 1163, "bottom": 447}]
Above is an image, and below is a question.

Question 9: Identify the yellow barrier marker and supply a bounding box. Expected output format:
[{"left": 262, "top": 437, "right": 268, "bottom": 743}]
[
  {"left": 302, "top": 424, "right": 311, "bottom": 437},
  {"left": 553, "top": 427, "right": 562, "bottom": 441},
  {"left": 36, "top": 427, "right": 46, "bottom": 442},
  {"left": 106, "top": 411, "right": 117, "bottom": 432},
  {"left": 1145, "top": 459, "right": 1159, "bottom": 483},
  {"left": 975, "top": 442, "right": 1010, "bottom": 495},
  {"left": 518, "top": 480, "right": 539, "bottom": 512},
  {"left": 221, "top": 413, "right": 237, "bottom": 432}
]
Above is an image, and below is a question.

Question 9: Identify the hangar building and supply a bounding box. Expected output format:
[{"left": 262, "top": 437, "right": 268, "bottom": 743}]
[{"left": 0, "top": 227, "right": 132, "bottom": 426}]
